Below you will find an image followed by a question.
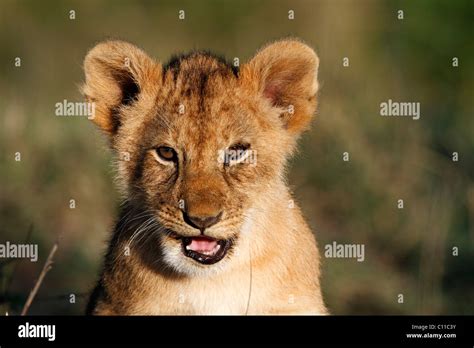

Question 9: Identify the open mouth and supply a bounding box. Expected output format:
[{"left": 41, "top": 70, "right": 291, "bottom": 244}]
[{"left": 181, "top": 236, "right": 232, "bottom": 265}]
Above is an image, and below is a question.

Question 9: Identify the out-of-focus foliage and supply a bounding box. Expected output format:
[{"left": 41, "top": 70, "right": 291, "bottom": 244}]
[{"left": 0, "top": 0, "right": 472, "bottom": 314}]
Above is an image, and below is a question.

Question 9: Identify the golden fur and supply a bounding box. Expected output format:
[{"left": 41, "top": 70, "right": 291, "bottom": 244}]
[{"left": 83, "top": 39, "right": 326, "bottom": 314}]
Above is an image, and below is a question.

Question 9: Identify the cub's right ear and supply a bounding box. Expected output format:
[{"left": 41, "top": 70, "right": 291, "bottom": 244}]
[{"left": 82, "top": 41, "right": 160, "bottom": 134}]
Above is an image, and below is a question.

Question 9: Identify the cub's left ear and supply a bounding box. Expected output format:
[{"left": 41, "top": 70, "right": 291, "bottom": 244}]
[
  {"left": 82, "top": 40, "right": 160, "bottom": 135},
  {"left": 242, "top": 39, "right": 319, "bottom": 135}
]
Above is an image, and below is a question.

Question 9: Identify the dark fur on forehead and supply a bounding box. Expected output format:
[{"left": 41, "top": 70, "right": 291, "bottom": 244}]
[{"left": 163, "top": 50, "right": 239, "bottom": 79}]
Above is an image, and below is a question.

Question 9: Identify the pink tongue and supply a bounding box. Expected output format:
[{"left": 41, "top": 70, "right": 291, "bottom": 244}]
[{"left": 189, "top": 237, "right": 217, "bottom": 252}]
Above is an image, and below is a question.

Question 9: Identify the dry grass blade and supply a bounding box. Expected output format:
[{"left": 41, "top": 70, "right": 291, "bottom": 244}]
[{"left": 21, "top": 242, "right": 58, "bottom": 316}]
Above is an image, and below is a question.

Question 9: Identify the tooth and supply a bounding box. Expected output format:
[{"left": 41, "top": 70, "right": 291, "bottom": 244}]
[{"left": 186, "top": 245, "right": 191, "bottom": 250}]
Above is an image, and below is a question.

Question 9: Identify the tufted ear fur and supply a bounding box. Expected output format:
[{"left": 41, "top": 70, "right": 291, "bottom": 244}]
[
  {"left": 242, "top": 39, "right": 319, "bottom": 135},
  {"left": 82, "top": 40, "right": 161, "bottom": 134}
]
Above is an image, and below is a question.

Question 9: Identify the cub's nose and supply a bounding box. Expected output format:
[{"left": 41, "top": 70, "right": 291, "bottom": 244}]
[{"left": 183, "top": 211, "right": 222, "bottom": 231}]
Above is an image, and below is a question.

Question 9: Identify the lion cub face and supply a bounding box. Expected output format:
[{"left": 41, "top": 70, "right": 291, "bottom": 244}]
[{"left": 83, "top": 40, "right": 319, "bottom": 275}]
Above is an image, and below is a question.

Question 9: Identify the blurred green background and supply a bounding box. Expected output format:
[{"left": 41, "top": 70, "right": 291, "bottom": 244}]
[{"left": 0, "top": 0, "right": 473, "bottom": 315}]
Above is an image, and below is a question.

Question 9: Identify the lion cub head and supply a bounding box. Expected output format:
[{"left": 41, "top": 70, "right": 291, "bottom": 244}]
[{"left": 83, "top": 39, "right": 319, "bottom": 276}]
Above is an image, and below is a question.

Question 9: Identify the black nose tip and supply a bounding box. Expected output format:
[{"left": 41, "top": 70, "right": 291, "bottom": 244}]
[{"left": 183, "top": 211, "right": 222, "bottom": 231}]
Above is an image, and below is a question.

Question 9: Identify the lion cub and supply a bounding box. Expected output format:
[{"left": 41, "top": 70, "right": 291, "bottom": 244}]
[{"left": 83, "top": 39, "right": 326, "bottom": 315}]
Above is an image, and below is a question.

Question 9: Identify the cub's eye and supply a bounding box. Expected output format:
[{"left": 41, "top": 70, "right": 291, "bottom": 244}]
[
  {"left": 224, "top": 143, "right": 251, "bottom": 166},
  {"left": 228, "top": 143, "right": 250, "bottom": 153},
  {"left": 155, "top": 146, "right": 177, "bottom": 162}
]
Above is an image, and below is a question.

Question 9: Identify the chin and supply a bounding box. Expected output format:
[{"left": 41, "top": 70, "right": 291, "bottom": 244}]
[{"left": 159, "top": 232, "right": 239, "bottom": 277}]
